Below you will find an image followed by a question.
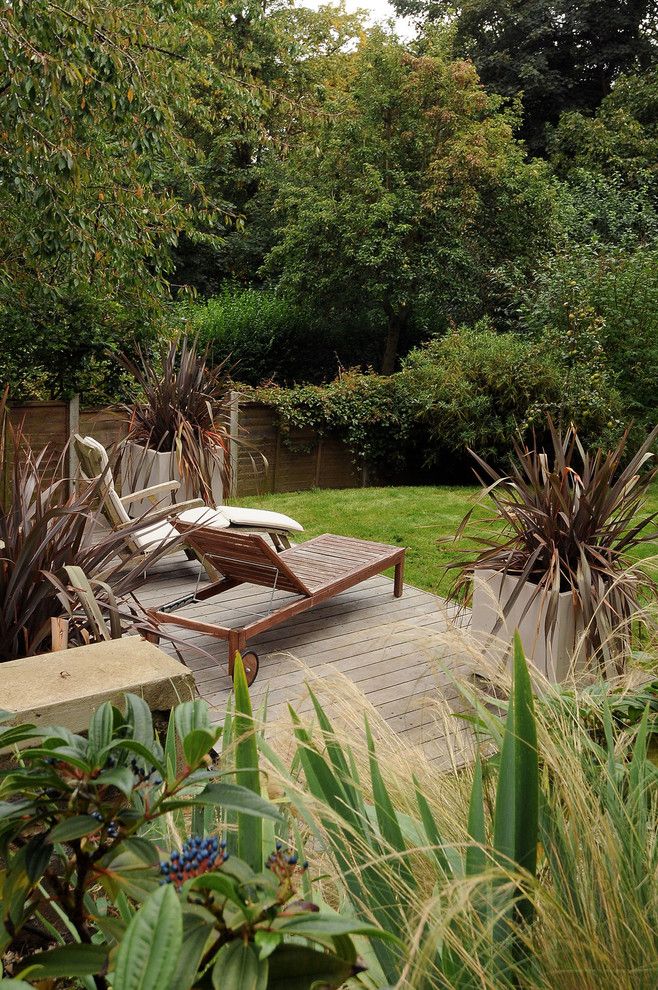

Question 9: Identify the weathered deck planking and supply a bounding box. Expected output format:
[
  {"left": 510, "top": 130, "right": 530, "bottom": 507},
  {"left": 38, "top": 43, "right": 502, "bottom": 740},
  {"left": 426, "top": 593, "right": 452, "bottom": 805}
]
[{"left": 132, "top": 553, "right": 476, "bottom": 765}]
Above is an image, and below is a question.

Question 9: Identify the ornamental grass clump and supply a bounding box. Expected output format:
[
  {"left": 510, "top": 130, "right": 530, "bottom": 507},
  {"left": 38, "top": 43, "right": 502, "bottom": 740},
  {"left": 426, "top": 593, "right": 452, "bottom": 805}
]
[
  {"left": 450, "top": 419, "right": 658, "bottom": 673},
  {"left": 265, "top": 650, "right": 658, "bottom": 989},
  {"left": 118, "top": 335, "right": 231, "bottom": 505}
]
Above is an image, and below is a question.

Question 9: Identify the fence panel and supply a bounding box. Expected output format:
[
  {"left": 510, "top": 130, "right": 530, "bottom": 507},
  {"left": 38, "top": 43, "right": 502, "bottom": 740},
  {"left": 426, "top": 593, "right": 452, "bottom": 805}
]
[
  {"left": 234, "top": 400, "right": 361, "bottom": 496},
  {"left": 1, "top": 396, "right": 362, "bottom": 500}
]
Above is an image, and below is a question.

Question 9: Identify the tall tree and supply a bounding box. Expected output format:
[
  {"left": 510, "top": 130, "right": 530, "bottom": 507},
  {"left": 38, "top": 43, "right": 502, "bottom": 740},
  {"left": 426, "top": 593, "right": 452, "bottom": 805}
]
[
  {"left": 0, "top": 0, "right": 229, "bottom": 396},
  {"left": 171, "top": 0, "right": 364, "bottom": 294},
  {"left": 263, "top": 31, "right": 557, "bottom": 373},
  {"left": 394, "top": 0, "right": 658, "bottom": 154}
]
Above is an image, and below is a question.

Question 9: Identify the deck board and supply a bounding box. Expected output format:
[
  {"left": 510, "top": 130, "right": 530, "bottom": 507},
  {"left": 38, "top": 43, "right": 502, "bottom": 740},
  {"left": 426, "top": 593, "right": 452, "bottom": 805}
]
[{"left": 131, "top": 551, "right": 476, "bottom": 765}]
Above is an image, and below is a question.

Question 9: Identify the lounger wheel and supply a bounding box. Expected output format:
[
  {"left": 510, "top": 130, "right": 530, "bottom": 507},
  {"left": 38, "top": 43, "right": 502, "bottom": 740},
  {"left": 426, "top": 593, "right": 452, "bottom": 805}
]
[
  {"left": 142, "top": 630, "right": 160, "bottom": 647},
  {"left": 239, "top": 651, "right": 259, "bottom": 687}
]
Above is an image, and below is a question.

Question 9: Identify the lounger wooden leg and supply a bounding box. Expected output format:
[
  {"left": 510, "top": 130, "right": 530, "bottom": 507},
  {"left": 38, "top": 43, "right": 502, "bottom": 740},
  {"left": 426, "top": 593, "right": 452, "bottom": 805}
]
[
  {"left": 227, "top": 631, "right": 247, "bottom": 678},
  {"left": 394, "top": 557, "right": 404, "bottom": 597}
]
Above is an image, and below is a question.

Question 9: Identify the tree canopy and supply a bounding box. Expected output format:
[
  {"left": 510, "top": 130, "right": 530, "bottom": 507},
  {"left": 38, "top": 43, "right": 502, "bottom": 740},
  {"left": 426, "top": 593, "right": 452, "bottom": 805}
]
[
  {"left": 263, "top": 31, "right": 557, "bottom": 372},
  {"left": 394, "top": 0, "right": 657, "bottom": 153}
]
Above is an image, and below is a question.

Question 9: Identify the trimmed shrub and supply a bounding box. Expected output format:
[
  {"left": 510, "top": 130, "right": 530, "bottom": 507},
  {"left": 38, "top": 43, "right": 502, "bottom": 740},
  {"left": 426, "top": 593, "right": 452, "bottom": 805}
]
[{"left": 187, "top": 286, "right": 380, "bottom": 385}]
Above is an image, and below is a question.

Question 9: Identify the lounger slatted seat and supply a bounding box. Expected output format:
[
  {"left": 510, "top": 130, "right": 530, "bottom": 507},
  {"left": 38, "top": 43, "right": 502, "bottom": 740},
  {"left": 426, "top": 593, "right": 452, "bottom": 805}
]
[{"left": 151, "top": 525, "right": 406, "bottom": 684}]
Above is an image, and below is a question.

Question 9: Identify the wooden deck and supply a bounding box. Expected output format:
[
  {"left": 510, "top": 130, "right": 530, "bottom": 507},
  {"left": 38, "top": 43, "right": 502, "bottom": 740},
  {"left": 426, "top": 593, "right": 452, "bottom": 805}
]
[{"left": 133, "top": 551, "right": 477, "bottom": 765}]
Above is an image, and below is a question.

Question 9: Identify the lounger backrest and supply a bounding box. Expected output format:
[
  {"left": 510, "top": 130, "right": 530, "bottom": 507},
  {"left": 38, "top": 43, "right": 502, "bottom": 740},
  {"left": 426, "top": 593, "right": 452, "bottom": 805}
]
[
  {"left": 175, "top": 523, "right": 312, "bottom": 596},
  {"left": 73, "top": 434, "right": 141, "bottom": 554}
]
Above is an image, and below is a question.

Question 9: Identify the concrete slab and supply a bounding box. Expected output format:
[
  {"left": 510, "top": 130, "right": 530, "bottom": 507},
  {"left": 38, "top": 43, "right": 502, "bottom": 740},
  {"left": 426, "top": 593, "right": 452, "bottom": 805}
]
[{"left": 0, "top": 638, "right": 197, "bottom": 735}]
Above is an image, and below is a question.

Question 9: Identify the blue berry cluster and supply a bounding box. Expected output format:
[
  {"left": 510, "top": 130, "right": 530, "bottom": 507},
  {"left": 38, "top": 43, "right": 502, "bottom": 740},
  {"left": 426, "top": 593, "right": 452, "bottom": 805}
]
[
  {"left": 90, "top": 811, "right": 119, "bottom": 838},
  {"left": 266, "top": 842, "right": 308, "bottom": 881},
  {"left": 160, "top": 835, "right": 228, "bottom": 889},
  {"left": 129, "top": 758, "right": 161, "bottom": 786}
]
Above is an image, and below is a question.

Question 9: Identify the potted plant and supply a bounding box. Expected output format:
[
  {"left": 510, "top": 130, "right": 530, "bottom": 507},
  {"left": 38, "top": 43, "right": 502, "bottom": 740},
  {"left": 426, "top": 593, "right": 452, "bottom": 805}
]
[
  {"left": 450, "top": 420, "right": 658, "bottom": 680},
  {"left": 118, "top": 335, "right": 231, "bottom": 512}
]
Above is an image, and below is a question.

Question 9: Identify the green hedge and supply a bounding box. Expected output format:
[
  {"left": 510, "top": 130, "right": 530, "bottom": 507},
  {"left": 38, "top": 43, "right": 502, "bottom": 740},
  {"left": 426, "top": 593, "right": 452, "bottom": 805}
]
[{"left": 244, "top": 321, "right": 625, "bottom": 482}]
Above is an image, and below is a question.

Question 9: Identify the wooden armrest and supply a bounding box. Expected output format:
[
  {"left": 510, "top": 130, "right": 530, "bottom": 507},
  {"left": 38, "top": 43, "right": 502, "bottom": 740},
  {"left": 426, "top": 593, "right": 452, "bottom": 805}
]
[
  {"left": 114, "top": 497, "right": 206, "bottom": 531},
  {"left": 119, "top": 480, "right": 180, "bottom": 504},
  {"left": 168, "top": 498, "right": 205, "bottom": 514}
]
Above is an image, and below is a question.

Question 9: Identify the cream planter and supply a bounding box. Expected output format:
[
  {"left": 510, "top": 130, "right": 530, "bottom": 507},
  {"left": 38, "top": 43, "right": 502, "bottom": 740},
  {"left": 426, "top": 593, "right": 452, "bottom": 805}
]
[
  {"left": 471, "top": 568, "right": 585, "bottom": 682},
  {"left": 122, "top": 441, "right": 224, "bottom": 515}
]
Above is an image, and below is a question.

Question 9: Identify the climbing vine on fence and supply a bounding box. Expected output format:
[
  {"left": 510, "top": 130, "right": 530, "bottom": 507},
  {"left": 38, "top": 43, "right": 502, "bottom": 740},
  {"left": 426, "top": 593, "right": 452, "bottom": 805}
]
[{"left": 244, "top": 371, "right": 419, "bottom": 472}]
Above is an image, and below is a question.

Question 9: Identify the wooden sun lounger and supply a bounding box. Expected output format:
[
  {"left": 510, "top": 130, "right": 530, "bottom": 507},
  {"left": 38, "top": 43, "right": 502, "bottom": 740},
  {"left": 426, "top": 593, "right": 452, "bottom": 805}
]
[{"left": 151, "top": 525, "right": 405, "bottom": 684}]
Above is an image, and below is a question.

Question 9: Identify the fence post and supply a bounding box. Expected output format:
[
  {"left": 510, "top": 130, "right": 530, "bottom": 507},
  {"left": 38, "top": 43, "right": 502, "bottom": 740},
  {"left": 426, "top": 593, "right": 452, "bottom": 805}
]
[
  {"left": 67, "top": 394, "right": 80, "bottom": 493},
  {"left": 228, "top": 390, "right": 240, "bottom": 499}
]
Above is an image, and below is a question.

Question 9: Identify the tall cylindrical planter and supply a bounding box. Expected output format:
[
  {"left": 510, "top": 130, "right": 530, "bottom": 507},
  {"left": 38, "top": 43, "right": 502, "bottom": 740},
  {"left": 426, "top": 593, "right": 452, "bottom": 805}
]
[
  {"left": 471, "top": 568, "right": 586, "bottom": 682},
  {"left": 121, "top": 442, "right": 225, "bottom": 516}
]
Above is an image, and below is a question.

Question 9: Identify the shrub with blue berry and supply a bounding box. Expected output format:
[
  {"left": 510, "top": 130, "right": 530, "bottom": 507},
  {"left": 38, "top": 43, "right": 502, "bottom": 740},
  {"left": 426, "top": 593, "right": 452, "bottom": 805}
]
[{"left": 0, "top": 692, "right": 392, "bottom": 988}]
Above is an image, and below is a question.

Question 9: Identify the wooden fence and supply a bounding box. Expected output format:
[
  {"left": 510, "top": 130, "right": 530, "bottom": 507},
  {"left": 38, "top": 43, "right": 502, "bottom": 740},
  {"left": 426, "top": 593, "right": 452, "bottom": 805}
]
[{"left": 1, "top": 394, "right": 362, "bottom": 498}]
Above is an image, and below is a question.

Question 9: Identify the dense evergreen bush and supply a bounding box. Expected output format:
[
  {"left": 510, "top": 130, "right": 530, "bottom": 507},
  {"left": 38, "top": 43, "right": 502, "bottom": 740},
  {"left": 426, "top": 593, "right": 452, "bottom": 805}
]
[
  {"left": 0, "top": 284, "right": 154, "bottom": 404},
  {"left": 520, "top": 244, "right": 658, "bottom": 422}
]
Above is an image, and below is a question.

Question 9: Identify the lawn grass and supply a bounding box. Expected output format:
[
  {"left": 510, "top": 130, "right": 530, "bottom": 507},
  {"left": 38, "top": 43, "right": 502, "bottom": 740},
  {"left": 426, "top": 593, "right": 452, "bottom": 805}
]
[
  {"left": 242, "top": 484, "right": 658, "bottom": 597},
  {"left": 242, "top": 485, "right": 491, "bottom": 596}
]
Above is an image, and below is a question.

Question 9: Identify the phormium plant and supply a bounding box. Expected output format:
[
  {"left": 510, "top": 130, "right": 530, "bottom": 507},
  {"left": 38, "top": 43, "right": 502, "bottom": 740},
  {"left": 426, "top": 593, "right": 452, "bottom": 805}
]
[
  {"left": 450, "top": 419, "right": 658, "bottom": 672},
  {"left": 118, "top": 336, "right": 231, "bottom": 506},
  {"left": 0, "top": 394, "right": 171, "bottom": 661}
]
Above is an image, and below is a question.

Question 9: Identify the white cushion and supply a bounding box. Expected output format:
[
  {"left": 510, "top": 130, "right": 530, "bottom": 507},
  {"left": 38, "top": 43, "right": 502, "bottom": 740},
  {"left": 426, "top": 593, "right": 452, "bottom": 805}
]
[
  {"left": 134, "top": 507, "right": 231, "bottom": 551},
  {"left": 133, "top": 518, "right": 179, "bottom": 551},
  {"left": 218, "top": 505, "right": 304, "bottom": 532},
  {"left": 177, "top": 507, "right": 231, "bottom": 529}
]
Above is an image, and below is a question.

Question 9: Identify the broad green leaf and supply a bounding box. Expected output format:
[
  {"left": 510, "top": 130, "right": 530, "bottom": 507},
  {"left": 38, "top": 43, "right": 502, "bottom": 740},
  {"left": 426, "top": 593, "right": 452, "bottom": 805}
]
[
  {"left": 17, "top": 944, "right": 107, "bottom": 979},
  {"left": 170, "top": 908, "right": 214, "bottom": 990},
  {"left": 124, "top": 694, "right": 155, "bottom": 749},
  {"left": 94, "top": 766, "right": 135, "bottom": 797},
  {"left": 272, "top": 913, "right": 399, "bottom": 944},
  {"left": 113, "top": 883, "right": 183, "bottom": 990},
  {"left": 267, "top": 944, "right": 362, "bottom": 989},
  {"left": 161, "top": 782, "right": 281, "bottom": 820},
  {"left": 493, "top": 632, "right": 539, "bottom": 883},
  {"left": 48, "top": 815, "right": 101, "bottom": 843},
  {"left": 413, "top": 776, "right": 454, "bottom": 878},
  {"left": 183, "top": 728, "right": 216, "bottom": 768},
  {"left": 211, "top": 940, "right": 264, "bottom": 990},
  {"left": 88, "top": 701, "right": 114, "bottom": 754},
  {"left": 254, "top": 930, "right": 283, "bottom": 961},
  {"left": 175, "top": 698, "right": 212, "bottom": 740},
  {"left": 233, "top": 654, "right": 262, "bottom": 871},
  {"left": 365, "top": 717, "right": 413, "bottom": 888},
  {"left": 466, "top": 754, "right": 487, "bottom": 877}
]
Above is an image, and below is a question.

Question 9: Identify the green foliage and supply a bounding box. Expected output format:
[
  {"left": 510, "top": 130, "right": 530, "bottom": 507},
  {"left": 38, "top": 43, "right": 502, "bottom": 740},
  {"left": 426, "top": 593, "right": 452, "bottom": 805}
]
[
  {"left": 398, "top": 1, "right": 657, "bottom": 154},
  {"left": 248, "top": 370, "right": 418, "bottom": 477},
  {"left": 0, "top": 0, "right": 230, "bottom": 400},
  {"left": 548, "top": 70, "right": 658, "bottom": 196},
  {"left": 520, "top": 243, "right": 658, "bottom": 422},
  {"left": 283, "top": 639, "right": 540, "bottom": 987},
  {"left": 264, "top": 30, "right": 557, "bottom": 373},
  {"left": 188, "top": 288, "right": 356, "bottom": 386},
  {"left": 0, "top": 401, "right": 171, "bottom": 661},
  {"left": 248, "top": 321, "right": 625, "bottom": 481},
  {"left": 0, "top": 690, "right": 384, "bottom": 988},
  {"left": 0, "top": 284, "right": 152, "bottom": 403}
]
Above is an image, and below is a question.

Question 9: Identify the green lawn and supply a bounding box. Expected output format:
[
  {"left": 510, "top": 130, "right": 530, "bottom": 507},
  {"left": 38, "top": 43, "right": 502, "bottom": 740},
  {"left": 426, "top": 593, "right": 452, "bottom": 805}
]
[{"left": 242, "top": 485, "right": 658, "bottom": 597}]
